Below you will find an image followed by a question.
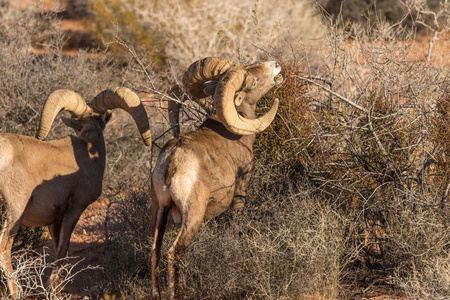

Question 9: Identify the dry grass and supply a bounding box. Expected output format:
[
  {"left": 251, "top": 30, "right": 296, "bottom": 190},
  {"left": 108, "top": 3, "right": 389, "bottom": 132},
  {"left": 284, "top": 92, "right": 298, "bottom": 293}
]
[
  {"left": 87, "top": 0, "right": 324, "bottom": 69},
  {"left": 103, "top": 175, "right": 350, "bottom": 299},
  {"left": 1, "top": 0, "right": 449, "bottom": 299},
  {"left": 0, "top": 246, "right": 97, "bottom": 299}
]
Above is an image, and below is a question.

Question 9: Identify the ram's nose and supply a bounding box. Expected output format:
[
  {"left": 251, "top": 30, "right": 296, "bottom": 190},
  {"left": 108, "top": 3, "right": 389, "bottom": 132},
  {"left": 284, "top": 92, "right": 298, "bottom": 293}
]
[
  {"left": 268, "top": 61, "right": 280, "bottom": 69},
  {"left": 269, "top": 61, "right": 282, "bottom": 78}
]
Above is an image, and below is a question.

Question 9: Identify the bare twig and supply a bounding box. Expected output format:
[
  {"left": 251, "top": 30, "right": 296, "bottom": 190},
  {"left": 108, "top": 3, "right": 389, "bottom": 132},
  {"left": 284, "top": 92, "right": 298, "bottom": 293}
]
[
  {"left": 104, "top": 21, "right": 156, "bottom": 89},
  {"left": 296, "top": 76, "right": 369, "bottom": 113}
]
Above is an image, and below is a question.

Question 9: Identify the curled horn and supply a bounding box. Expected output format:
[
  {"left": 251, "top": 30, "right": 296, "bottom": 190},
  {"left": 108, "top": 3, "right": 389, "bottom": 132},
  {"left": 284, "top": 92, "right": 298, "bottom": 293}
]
[
  {"left": 214, "top": 70, "right": 279, "bottom": 135},
  {"left": 182, "top": 57, "right": 237, "bottom": 99},
  {"left": 90, "top": 87, "right": 152, "bottom": 146},
  {"left": 168, "top": 57, "right": 236, "bottom": 138},
  {"left": 37, "top": 90, "right": 92, "bottom": 140}
]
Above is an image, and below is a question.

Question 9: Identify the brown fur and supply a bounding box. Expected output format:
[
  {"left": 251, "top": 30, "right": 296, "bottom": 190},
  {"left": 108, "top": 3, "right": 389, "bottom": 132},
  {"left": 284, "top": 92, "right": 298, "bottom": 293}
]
[
  {"left": 151, "top": 60, "right": 282, "bottom": 299},
  {"left": 1, "top": 87, "right": 150, "bottom": 298},
  {"left": 0, "top": 112, "right": 110, "bottom": 298}
]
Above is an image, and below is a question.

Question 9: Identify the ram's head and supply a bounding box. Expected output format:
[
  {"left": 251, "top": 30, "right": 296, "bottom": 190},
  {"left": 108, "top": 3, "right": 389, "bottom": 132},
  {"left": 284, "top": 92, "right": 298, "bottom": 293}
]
[
  {"left": 36, "top": 87, "right": 152, "bottom": 146},
  {"left": 171, "top": 57, "right": 283, "bottom": 136}
]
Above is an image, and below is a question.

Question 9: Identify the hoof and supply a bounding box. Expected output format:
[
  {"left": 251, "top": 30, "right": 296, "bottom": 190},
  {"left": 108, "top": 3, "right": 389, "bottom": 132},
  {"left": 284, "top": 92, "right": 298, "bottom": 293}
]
[
  {"left": 46, "top": 268, "right": 68, "bottom": 297},
  {"left": 152, "top": 293, "right": 161, "bottom": 300}
]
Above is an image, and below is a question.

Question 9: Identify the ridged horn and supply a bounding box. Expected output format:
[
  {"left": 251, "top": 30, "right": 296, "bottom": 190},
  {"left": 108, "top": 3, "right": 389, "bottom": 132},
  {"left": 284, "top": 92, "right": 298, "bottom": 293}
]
[
  {"left": 182, "top": 57, "right": 237, "bottom": 99},
  {"left": 37, "top": 89, "right": 91, "bottom": 140},
  {"left": 90, "top": 87, "right": 152, "bottom": 146},
  {"left": 214, "top": 70, "right": 279, "bottom": 135}
]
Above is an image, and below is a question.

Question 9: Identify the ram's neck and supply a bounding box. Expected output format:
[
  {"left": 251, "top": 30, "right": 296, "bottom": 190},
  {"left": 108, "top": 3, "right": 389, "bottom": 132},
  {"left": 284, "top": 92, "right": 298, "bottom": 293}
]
[
  {"left": 78, "top": 132, "right": 107, "bottom": 173},
  {"left": 201, "top": 118, "right": 256, "bottom": 150}
]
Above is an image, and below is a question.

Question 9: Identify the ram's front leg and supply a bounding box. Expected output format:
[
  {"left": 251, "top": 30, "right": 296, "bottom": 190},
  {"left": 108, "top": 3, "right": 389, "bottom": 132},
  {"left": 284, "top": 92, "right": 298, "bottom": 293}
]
[
  {"left": 231, "top": 160, "right": 255, "bottom": 213},
  {"left": 231, "top": 195, "right": 246, "bottom": 211},
  {"left": 0, "top": 215, "right": 20, "bottom": 299},
  {"left": 47, "top": 205, "right": 86, "bottom": 296}
]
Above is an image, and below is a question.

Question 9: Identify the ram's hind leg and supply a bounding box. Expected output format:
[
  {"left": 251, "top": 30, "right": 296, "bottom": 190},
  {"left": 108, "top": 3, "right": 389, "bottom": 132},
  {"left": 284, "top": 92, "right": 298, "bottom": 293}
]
[
  {"left": 167, "top": 202, "right": 207, "bottom": 300},
  {"left": 151, "top": 204, "right": 170, "bottom": 300}
]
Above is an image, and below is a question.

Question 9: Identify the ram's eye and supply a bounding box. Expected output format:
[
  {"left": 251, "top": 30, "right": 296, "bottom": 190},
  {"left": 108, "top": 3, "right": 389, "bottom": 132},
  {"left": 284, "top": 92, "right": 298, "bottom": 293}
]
[{"left": 252, "top": 78, "right": 260, "bottom": 88}]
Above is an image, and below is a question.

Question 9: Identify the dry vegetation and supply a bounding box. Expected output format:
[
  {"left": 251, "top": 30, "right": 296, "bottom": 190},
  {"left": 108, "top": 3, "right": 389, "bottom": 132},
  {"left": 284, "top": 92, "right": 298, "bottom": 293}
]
[
  {"left": 1, "top": 0, "right": 449, "bottom": 299},
  {"left": 85, "top": 0, "right": 324, "bottom": 68}
]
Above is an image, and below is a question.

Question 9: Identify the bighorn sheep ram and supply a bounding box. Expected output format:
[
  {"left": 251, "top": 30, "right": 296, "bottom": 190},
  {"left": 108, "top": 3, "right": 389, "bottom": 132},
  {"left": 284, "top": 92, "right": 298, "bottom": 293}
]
[
  {"left": 0, "top": 87, "right": 151, "bottom": 298},
  {"left": 151, "top": 57, "right": 283, "bottom": 299}
]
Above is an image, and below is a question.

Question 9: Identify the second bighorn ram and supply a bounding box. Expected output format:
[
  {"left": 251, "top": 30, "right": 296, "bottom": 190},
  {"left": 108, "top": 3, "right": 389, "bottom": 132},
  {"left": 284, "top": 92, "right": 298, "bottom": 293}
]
[
  {"left": 0, "top": 87, "right": 151, "bottom": 298},
  {"left": 151, "top": 57, "right": 283, "bottom": 299}
]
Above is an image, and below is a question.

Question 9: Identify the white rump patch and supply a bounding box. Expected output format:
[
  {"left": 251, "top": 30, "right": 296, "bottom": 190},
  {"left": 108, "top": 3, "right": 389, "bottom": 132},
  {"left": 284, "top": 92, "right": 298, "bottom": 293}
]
[{"left": 170, "top": 155, "right": 199, "bottom": 216}]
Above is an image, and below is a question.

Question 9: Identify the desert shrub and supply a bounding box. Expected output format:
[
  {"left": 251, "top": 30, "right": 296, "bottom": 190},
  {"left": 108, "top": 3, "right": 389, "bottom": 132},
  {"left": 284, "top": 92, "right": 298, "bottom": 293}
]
[
  {"left": 433, "top": 86, "right": 450, "bottom": 184},
  {"left": 394, "top": 78, "right": 450, "bottom": 300},
  {"left": 102, "top": 2, "right": 449, "bottom": 297},
  {"left": 60, "top": 0, "right": 94, "bottom": 20},
  {"left": 102, "top": 184, "right": 153, "bottom": 298},
  {"left": 0, "top": 1, "right": 117, "bottom": 136},
  {"left": 317, "top": 0, "right": 408, "bottom": 23},
  {"left": 284, "top": 6, "right": 450, "bottom": 297},
  {"left": 254, "top": 56, "right": 312, "bottom": 170},
  {"left": 85, "top": 0, "right": 166, "bottom": 65},
  {"left": 103, "top": 173, "right": 352, "bottom": 299},
  {"left": 395, "top": 252, "right": 450, "bottom": 299},
  {"left": 316, "top": 0, "right": 448, "bottom": 35},
  {"left": 0, "top": 247, "right": 95, "bottom": 299},
  {"left": 86, "top": 0, "right": 324, "bottom": 70},
  {"left": 181, "top": 165, "right": 352, "bottom": 299}
]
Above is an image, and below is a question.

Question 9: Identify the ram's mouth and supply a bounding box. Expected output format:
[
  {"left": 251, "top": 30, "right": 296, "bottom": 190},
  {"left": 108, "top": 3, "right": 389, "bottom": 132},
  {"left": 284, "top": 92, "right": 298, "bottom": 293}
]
[{"left": 274, "top": 73, "right": 283, "bottom": 85}]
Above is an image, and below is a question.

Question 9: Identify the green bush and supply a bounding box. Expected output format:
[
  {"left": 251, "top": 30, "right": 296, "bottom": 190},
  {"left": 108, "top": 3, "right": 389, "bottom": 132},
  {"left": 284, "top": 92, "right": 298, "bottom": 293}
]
[{"left": 254, "top": 57, "right": 312, "bottom": 170}]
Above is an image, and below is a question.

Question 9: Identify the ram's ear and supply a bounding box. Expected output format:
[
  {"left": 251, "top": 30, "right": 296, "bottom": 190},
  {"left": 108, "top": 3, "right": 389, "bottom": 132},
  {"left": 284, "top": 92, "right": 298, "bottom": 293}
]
[
  {"left": 203, "top": 81, "right": 218, "bottom": 96},
  {"left": 61, "top": 117, "right": 82, "bottom": 131},
  {"left": 101, "top": 110, "right": 113, "bottom": 125},
  {"left": 234, "top": 91, "right": 245, "bottom": 107}
]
